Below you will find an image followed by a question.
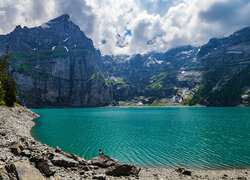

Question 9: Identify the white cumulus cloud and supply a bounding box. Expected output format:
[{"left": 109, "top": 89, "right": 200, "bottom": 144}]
[{"left": 0, "top": 0, "right": 250, "bottom": 55}]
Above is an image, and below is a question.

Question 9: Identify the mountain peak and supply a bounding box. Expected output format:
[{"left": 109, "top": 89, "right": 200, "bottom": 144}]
[
  {"left": 49, "top": 14, "right": 70, "bottom": 23},
  {"left": 39, "top": 14, "right": 72, "bottom": 29},
  {"left": 42, "top": 14, "right": 71, "bottom": 28}
]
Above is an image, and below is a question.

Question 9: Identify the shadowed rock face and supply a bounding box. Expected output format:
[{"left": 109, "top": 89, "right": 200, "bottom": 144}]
[
  {"left": 188, "top": 27, "right": 250, "bottom": 106},
  {"left": 0, "top": 14, "right": 112, "bottom": 108},
  {"left": 103, "top": 27, "right": 250, "bottom": 107},
  {"left": 102, "top": 46, "right": 201, "bottom": 104},
  {"left": 0, "top": 14, "right": 250, "bottom": 107}
]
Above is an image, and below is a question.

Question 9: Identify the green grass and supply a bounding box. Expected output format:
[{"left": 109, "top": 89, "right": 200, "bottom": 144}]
[
  {"left": 186, "top": 65, "right": 250, "bottom": 106},
  {"left": 10, "top": 48, "right": 91, "bottom": 61},
  {"left": 210, "top": 66, "right": 250, "bottom": 104},
  {"left": 147, "top": 99, "right": 165, "bottom": 106},
  {"left": 13, "top": 64, "right": 35, "bottom": 75},
  {"left": 147, "top": 72, "right": 167, "bottom": 90},
  {"left": 105, "top": 77, "right": 129, "bottom": 88},
  {"left": 89, "top": 73, "right": 97, "bottom": 80},
  {"left": 148, "top": 81, "right": 163, "bottom": 89}
]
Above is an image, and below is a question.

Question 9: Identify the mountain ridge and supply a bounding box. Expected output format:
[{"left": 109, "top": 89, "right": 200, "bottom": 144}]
[{"left": 0, "top": 14, "right": 249, "bottom": 107}]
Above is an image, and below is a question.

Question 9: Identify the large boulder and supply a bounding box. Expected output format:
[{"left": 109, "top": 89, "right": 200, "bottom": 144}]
[
  {"left": 106, "top": 164, "right": 141, "bottom": 177},
  {"left": 52, "top": 153, "right": 79, "bottom": 167},
  {"left": 5, "top": 162, "right": 46, "bottom": 180},
  {"left": 10, "top": 143, "right": 23, "bottom": 156},
  {"left": 30, "top": 156, "right": 55, "bottom": 177},
  {"left": 91, "top": 155, "right": 119, "bottom": 168},
  {"left": 0, "top": 165, "right": 10, "bottom": 180}
]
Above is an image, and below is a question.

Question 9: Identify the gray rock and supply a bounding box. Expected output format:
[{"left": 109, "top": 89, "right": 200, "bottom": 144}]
[
  {"left": 91, "top": 155, "right": 119, "bottom": 168},
  {"left": 30, "top": 156, "right": 55, "bottom": 177},
  {"left": 55, "top": 146, "right": 61, "bottom": 152},
  {"left": 0, "top": 165, "right": 10, "bottom": 180},
  {"left": 93, "top": 174, "right": 106, "bottom": 180},
  {"left": 0, "top": 130, "right": 7, "bottom": 136},
  {"left": 37, "top": 160, "right": 54, "bottom": 177},
  {"left": 80, "top": 165, "right": 90, "bottom": 171},
  {"left": 52, "top": 153, "right": 79, "bottom": 167},
  {"left": 106, "top": 164, "right": 141, "bottom": 177},
  {"left": 5, "top": 162, "right": 46, "bottom": 180},
  {"left": 21, "top": 149, "right": 31, "bottom": 157}
]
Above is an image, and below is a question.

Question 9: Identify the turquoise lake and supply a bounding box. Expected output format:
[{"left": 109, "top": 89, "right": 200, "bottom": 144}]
[{"left": 32, "top": 107, "right": 250, "bottom": 169}]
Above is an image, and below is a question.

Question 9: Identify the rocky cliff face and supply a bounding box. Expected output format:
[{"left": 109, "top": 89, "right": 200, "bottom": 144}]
[
  {"left": 0, "top": 14, "right": 249, "bottom": 107},
  {"left": 103, "top": 45, "right": 202, "bottom": 105},
  {"left": 0, "top": 14, "right": 112, "bottom": 107},
  {"left": 103, "top": 28, "right": 250, "bottom": 106},
  {"left": 187, "top": 27, "right": 250, "bottom": 106}
]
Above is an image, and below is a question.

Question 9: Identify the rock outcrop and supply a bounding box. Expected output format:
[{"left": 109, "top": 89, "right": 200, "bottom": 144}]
[
  {"left": 91, "top": 154, "right": 120, "bottom": 168},
  {"left": 0, "top": 14, "right": 112, "bottom": 108},
  {"left": 106, "top": 164, "right": 141, "bottom": 177},
  {"left": 186, "top": 27, "right": 250, "bottom": 106},
  {"left": 4, "top": 162, "right": 46, "bottom": 180}
]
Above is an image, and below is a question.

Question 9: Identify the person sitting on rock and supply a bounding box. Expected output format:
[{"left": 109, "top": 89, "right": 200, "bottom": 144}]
[{"left": 99, "top": 149, "right": 104, "bottom": 156}]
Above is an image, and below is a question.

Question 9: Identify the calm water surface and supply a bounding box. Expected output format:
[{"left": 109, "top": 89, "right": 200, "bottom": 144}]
[{"left": 32, "top": 107, "right": 250, "bottom": 169}]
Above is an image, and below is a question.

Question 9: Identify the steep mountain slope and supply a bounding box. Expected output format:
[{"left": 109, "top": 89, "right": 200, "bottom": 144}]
[
  {"left": 103, "top": 27, "right": 250, "bottom": 107},
  {"left": 0, "top": 14, "right": 249, "bottom": 107},
  {"left": 0, "top": 14, "right": 112, "bottom": 107},
  {"left": 187, "top": 27, "right": 250, "bottom": 106},
  {"left": 103, "top": 46, "right": 202, "bottom": 105}
]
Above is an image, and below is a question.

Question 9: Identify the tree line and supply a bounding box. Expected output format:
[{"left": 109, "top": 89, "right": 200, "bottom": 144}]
[{"left": 0, "top": 47, "right": 18, "bottom": 107}]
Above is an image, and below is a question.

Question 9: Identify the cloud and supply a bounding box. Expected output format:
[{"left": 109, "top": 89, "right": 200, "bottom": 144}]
[
  {"left": 0, "top": 1, "right": 20, "bottom": 34},
  {"left": 85, "top": 0, "right": 250, "bottom": 55},
  {"left": 54, "top": 0, "right": 95, "bottom": 35},
  {"left": 0, "top": 0, "right": 250, "bottom": 55},
  {"left": 199, "top": 0, "right": 250, "bottom": 32}
]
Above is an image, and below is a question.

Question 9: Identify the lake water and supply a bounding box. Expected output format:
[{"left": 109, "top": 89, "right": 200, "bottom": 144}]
[{"left": 32, "top": 107, "right": 250, "bottom": 169}]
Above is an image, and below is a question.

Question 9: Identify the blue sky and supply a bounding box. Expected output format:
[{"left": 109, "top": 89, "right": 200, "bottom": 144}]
[
  {"left": 140, "top": 0, "right": 183, "bottom": 15},
  {"left": 0, "top": 0, "right": 250, "bottom": 55}
]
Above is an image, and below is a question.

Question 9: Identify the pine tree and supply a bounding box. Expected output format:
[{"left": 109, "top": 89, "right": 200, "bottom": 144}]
[
  {"left": 0, "top": 47, "right": 18, "bottom": 107},
  {"left": 0, "top": 81, "right": 5, "bottom": 106},
  {"left": 2, "top": 74, "right": 17, "bottom": 107}
]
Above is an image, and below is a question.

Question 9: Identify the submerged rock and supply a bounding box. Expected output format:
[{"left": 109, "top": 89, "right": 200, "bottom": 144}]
[{"left": 106, "top": 164, "right": 141, "bottom": 177}]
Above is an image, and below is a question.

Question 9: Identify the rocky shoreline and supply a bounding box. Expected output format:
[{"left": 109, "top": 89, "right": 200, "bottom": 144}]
[{"left": 0, "top": 107, "right": 249, "bottom": 180}]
